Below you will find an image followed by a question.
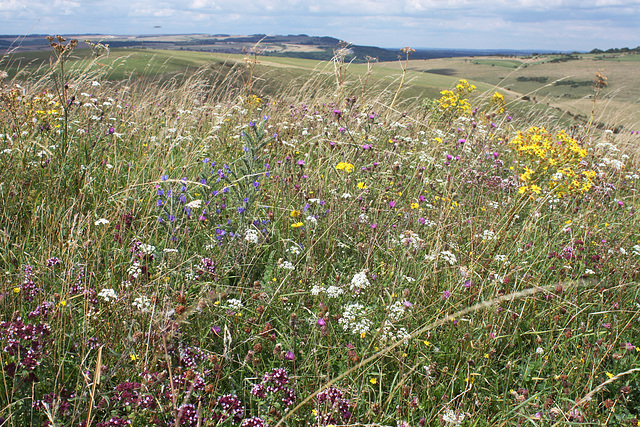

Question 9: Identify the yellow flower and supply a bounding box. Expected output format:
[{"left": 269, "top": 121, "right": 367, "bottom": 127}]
[
  {"left": 130, "top": 354, "right": 139, "bottom": 361},
  {"left": 606, "top": 372, "right": 614, "bottom": 379},
  {"left": 290, "top": 210, "right": 301, "bottom": 218},
  {"left": 13, "top": 287, "right": 20, "bottom": 294},
  {"left": 357, "top": 182, "right": 367, "bottom": 189},
  {"left": 335, "top": 162, "right": 354, "bottom": 173},
  {"left": 411, "top": 203, "right": 419, "bottom": 209},
  {"left": 370, "top": 378, "right": 377, "bottom": 384},
  {"left": 58, "top": 300, "right": 67, "bottom": 307},
  {"left": 291, "top": 222, "right": 303, "bottom": 228}
]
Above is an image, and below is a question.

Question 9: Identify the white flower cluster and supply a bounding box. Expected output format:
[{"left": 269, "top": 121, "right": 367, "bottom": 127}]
[
  {"left": 287, "top": 245, "right": 302, "bottom": 256},
  {"left": 425, "top": 250, "right": 457, "bottom": 265},
  {"left": 350, "top": 270, "right": 370, "bottom": 291},
  {"left": 474, "top": 229, "right": 496, "bottom": 241},
  {"left": 387, "top": 301, "right": 409, "bottom": 322},
  {"left": 132, "top": 295, "right": 151, "bottom": 312},
  {"left": 358, "top": 213, "right": 369, "bottom": 223},
  {"left": 310, "top": 284, "right": 344, "bottom": 298},
  {"left": 279, "top": 261, "right": 295, "bottom": 270},
  {"left": 138, "top": 243, "right": 155, "bottom": 255},
  {"left": 127, "top": 261, "right": 142, "bottom": 279},
  {"left": 494, "top": 254, "right": 510, "bottom": 265},
  {"left": 421, "top": 219, "right": 437, "bottom": 228},
  {"left": 226, "top": 298, "right": 243, "bottom": 311},
  {"left": 98, "top": 288, "right": 117, "bottom": 302},
  {"left": 245, "top": 229, "right": 260, "bottom": 244},
  {"left": 396, "top": 230, "right": 425, "bottom": 250},
  {"left": 338, "top": 303, "right": 372, "bottom": 335},
  {"left": 378, "top": 321, "right": 411, "bottom": 344},
  {"left": 185, "top": 199, "right": 203, "bottom": 209},
  {"left": 305, "top": 215, "right": 318, "bottom": 228},
  {"left": 598, "top": 157, "right": 625, "bottom": 170},
  {"left": 442, "top": 409, "right": 465, "bottom": 426},
  {"left": 441, "top": 251, "right": 457, "bottom": 265}
]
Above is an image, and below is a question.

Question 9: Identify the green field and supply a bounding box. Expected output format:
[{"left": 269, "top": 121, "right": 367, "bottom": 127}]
[{"left": 377, "top": 53, "right": 640, "bottom": 131}]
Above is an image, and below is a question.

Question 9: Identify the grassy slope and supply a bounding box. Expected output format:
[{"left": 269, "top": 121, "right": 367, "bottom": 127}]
[{"left": 378, "top": 53, "right": 640, "bottom": 130}]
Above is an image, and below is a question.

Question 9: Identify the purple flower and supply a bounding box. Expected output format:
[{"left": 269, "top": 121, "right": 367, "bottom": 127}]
[
  {"left": 389, "top": 200, "right": 396, "bottom": 208},
  {"left": 442, "top": 290, "right": 451, "bottom": 299}
]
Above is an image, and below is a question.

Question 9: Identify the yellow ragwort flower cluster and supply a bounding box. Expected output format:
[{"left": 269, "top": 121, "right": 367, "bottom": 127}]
[
  {"left": 510, "top": 126, "right": 596, "bottom": 197},
  {"left": 436, "top": 79, "right": 476, "bottom": 117},
  {"left": 335, "top": 162, "right": 354, "bottom": 173}
]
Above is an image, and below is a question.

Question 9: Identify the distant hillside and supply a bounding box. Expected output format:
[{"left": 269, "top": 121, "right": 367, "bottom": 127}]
[{"left": 0, "top": 33, "right": 567, "bottom": 63}]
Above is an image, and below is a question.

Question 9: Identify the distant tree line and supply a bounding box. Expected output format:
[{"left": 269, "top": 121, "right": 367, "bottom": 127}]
[{"left": 590, "top": 46, "right": 640, "bottom": 54}]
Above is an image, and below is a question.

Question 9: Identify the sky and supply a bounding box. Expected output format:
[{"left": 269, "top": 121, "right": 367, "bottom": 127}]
[{"left": 1, "top": 0, "right": 639, "bottom": 51}]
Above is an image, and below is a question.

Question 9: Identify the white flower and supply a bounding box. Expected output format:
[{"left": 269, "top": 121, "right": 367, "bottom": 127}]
[
  {"left": 440, "top": 250, "right": 457, "bottom": 265},
  {"left": 387, "top": 301, "right": 408, "bottom": 322},
  {"left": 631, "top": 245, "right": 640, "bottom": 256},
  {"left": 138, "top": 243, "right": 155, "bottom": 255},
  {"left": 474, "top": 229, "right": 496, "bottom": 241},
  {"left": 245, "top": 229, "right": 260, "bottom": 244},
  {"left": 341, "top": 193, "right": 352, "bottom": 199},
  {"left": 185, "top": 199, "right": 203, "bottom": 209},
  {"left": 132, "top": 295, "right": 151, "bottom": 312},
  {"left": 338, "top": 303, "right": 372, "bottom": 335},
  {"left": 98, "top": 288, "right": 117, "bottom": 302},
  {"left": 287, "top": 245, "right": 302, "bottom": 256},
  {"left": 311, "top": 284, "right": 324, "bottom": 296},
  {"left": 350, "top": 270, "right": 370, "bottom": 291},
  {"left": 226, "top": 298, "right": 243, "bottom": 311},
  {"left": 494, "top": 254, "right": 510, "bottom": 265},
  {"left": 397, "top": 230, "right": 424, "bottom": 250},
  {"left": 584, "top": 269, "right": 596, "bottom": 276},
  {"left": 127, "top": 261, "right": 142, "bottom": 279},
  {"left": 305, "top": 215, "right": 318, "bottom": 228},
  {"left": 442, "top": 409, "right": 465, "bottom": 426},
  {"left": 326, "top": 286, "right": 344, "bottom": 298},
  {"left": 95, "top": 218, "right": 110, "bottom": 226},
  {"left": 536, "top": 347, "right": 544, "bottom": 355},
  {"left": 163, "top": 248, "right": 179, "bottom": 254},
  {"left": 279, "top": 261, "right": 295, "bottom": 270},
  {"left": 92, "top": 81, "right": 101, "bottom": 87}
]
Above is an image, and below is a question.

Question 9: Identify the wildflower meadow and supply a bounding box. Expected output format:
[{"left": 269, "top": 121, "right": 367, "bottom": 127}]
[{"left": 1, "top": 37, "right": 640, "bottom": 426}]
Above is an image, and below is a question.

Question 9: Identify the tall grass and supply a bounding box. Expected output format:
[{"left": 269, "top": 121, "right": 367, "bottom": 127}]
[{"left": 1, "top": 39, "right": 639, "bottom": 427}]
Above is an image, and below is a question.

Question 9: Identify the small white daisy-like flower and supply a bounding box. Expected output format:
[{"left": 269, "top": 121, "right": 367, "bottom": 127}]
[{"left": 95, "top": 218, "right": 110, "bottom": 226}]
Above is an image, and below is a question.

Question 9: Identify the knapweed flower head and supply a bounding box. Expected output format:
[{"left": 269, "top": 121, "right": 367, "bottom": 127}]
[{"left": 510, "top": 126, "right": 595, "bottom": 197}]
